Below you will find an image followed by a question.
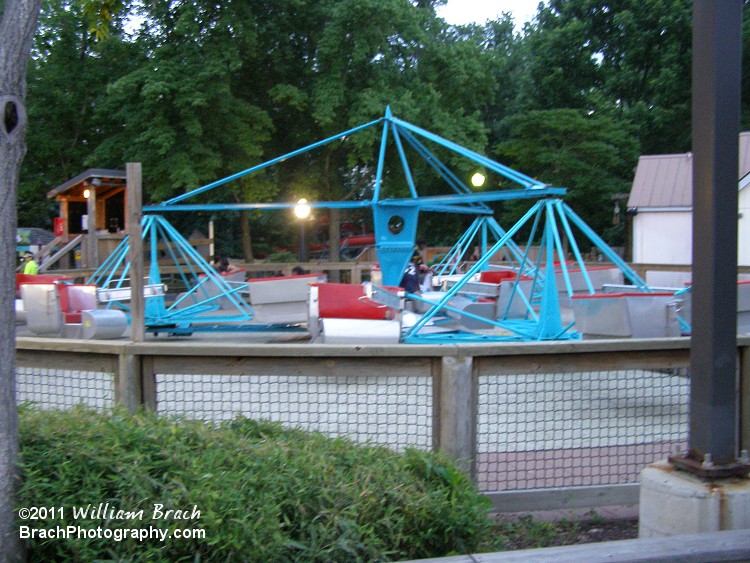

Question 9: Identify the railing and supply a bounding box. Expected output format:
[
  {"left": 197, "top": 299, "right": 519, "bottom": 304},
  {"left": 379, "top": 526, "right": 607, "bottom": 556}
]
[{"left": 14, "top": 336, "right": 750, "bottom": 513}]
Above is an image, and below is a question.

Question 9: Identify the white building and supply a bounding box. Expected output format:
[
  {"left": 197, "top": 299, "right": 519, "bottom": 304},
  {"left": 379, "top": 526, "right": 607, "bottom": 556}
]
[{"left": 628, "top": 132, "right": 750, "bottom": 266}]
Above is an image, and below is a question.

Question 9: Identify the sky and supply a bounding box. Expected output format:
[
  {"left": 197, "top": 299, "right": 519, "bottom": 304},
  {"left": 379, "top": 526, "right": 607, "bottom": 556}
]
[{"left": 436, "top": 0, "right": 543, "bottom": 30}]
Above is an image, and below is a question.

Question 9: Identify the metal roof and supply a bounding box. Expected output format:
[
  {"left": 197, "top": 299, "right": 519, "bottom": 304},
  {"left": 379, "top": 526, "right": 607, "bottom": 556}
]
[
  {"left": 627, "top": 132, "right": 750, "bottom": 209},
  {"left": 46, "top": 168, "right": 126, "bottom": 199}
]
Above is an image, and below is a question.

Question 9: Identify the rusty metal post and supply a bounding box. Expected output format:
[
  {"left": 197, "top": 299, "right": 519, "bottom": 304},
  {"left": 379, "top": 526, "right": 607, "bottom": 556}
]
[{"left": 670, "top": 1, "right": 747, "bottom": 477}]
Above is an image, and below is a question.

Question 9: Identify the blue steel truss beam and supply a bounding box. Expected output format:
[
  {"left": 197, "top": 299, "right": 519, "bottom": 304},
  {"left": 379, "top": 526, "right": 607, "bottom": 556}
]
[
  {"left": 393, "top": 125, "right": 490, "bottom": 212},
  {"left": 159, "top": 117, "right": 384, "bottom": 206},
  {"left": 389, "top": 121, "right": 419, "bottom": 199},
  {"left": 144, "top": 188, "right": 566, "bottom": 213},
  {"left": 388, "top": 115, "right": 555, "bottom": 189}
]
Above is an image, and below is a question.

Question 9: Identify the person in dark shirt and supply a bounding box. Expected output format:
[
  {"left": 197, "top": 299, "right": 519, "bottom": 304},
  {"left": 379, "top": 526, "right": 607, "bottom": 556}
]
[
  {"left": 399, "top": 250, "right": 422, "bottom": 294},
  {"left": 212, "top": 255, "right": 230, "bottom": 273}
]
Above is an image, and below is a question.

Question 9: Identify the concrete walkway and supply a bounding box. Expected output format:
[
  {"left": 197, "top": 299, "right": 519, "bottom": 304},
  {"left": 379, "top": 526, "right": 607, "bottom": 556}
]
[{"left": 407, "top": 529, "right": 750, "bottom": 562}]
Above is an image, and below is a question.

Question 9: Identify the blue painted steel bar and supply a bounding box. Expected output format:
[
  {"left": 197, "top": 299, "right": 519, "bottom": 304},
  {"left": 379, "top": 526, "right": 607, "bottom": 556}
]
[
  {"left": 433, "top": 218, "right": 483, "bottom": 276},
  {"left": 396, "top": 127, "right": 489, "bottom": 211},
  {"left": 153, "top": 219, "right": 210, "bottom": 307},
  {"left": 534, "top": 209, "right": 564, "bottom": 339},
  {"left": 390, "top": 122, "right": 419, "bottom": 199},
  {"left": 553, "top": 199, "right": 595, "bottom": 295},
  {"left": 516, "top": 205, "right": 545, "bottom": 301},
  {"left": 144, "top": 200, "right": 371, "bottom": 213},
  {"left": 404, "top": 200, "right": 545, "bottom": 338},
  {"left": 480, "top": 220, "right": 488, "bottom": 261},
  {"left": 397, "top": 127, "right": 474, "bottom": 195},
  {"left": 405, "top": 292, "right": 513, "bottom": 331},
  {"left": 546, "top": 200, "right": 576, "bottom": 298},
  {"left": 388, "top": 116, "right": 550, "bottom": 189},
  {"left": 484, "top": 217, "right": 532, "bottom": 271},
  {"left": 147, "top": 187, "right": 564, "bottom": 214},
  {"left": 160, "top": 117, "right": 384, "bottom": 206},
  {"left": 372, "top": 107, "right": 392, "bottom": 202},
  {"left": 146, "top": 216, "right": 167, "bottom": 321},
  {"left": 525, "top": 214, "right": 549, "bottom": 311},
  {"left": 561, "top": 203, "right": 648, "bottom": 290},
  {"left": 379, "top": 187, "right": 566, "bottom": 207},
  {"left": 154, "top": 216, "right": 253, "bottom": 318},
  {"left": 416, "top": 204, "right": 492, "bottom": 215},
  {"left": 89, "top": 235, "right": 129, "bottom": 283}
]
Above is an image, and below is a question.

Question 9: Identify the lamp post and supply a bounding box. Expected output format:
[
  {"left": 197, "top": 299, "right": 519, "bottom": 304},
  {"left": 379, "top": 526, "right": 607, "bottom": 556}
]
[{"left": 294, "top": 198, "right": 311, "bottom": 262}]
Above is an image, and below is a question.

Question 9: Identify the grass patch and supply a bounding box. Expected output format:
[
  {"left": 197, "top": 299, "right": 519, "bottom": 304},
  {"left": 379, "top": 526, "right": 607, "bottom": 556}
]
[{"left": 17, "top": 406, "right": 492, "bottom": 561}]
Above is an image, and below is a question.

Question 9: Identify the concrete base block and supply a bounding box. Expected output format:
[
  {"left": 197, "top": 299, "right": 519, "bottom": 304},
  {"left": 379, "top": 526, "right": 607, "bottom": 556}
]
[{"left": 639, "top": 460, "right": 750, "bottom": 537}]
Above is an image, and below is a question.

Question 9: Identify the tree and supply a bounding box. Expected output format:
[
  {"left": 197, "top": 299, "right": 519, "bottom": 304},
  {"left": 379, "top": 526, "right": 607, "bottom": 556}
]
[
  {"left": 1, "top": 0, "right": 43, "bottom": 556},
  {"left": 516, "top": 0, "right": 692, "bottom": 154},
  {"left": 494, "top": 108, "right": 640, "bottom": 244},
  {"left": 18, "top": 0, "right": 142, "bottom": 228},
  {"left": 2, "top": 1, "right": 125, "bottom": 556}
]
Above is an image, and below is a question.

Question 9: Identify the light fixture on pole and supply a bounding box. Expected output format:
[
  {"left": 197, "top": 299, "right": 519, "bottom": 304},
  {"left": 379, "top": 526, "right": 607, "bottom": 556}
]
[
  {"left": 294, "top": 198, "right": 311, "bottom": 262},
  {"left": 471, "top": 172, "right": 486, "bottom": 188}
]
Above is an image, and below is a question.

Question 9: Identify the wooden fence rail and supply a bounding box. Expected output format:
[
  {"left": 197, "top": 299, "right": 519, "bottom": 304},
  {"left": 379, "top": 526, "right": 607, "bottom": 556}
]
[{"left": 15, "top": 335, "right": 750, "bottom": 513}]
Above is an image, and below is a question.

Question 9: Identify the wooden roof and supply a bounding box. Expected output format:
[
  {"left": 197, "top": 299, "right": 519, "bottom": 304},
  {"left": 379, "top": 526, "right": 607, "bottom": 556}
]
[
  {"left": 46, "top": 168, "right": 126, "bottom": 200},
  {"left": 627, "top": 132, "right": 750, "bottom": 210}
]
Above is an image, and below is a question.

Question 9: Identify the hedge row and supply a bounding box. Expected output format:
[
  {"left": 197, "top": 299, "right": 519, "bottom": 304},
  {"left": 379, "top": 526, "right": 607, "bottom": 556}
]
[{"left": 17, "top": 407, "right": 492, "bottom": 561}]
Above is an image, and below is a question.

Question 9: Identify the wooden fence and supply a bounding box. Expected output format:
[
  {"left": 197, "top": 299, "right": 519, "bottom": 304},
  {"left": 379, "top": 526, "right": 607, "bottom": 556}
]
[{"left": 15, "top": 335, "right": 750, "bottom": 513}]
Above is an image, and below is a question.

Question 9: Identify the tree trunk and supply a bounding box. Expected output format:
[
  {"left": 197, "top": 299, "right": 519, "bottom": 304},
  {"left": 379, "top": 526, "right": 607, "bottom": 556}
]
[
  {"left": 240, "top": 209, "right": 253, "bottom": 261},
  {"left": 328, "top": 208, "right": 341, "bottom": 282},
  {"left": 0, "top": 0, "right": 42, "bottom": 559}
]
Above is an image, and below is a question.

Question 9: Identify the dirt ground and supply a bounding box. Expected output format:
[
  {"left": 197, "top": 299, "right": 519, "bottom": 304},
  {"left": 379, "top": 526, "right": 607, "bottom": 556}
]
[{"left": 492, "top": 509, "right": 639, "bottom": 551}]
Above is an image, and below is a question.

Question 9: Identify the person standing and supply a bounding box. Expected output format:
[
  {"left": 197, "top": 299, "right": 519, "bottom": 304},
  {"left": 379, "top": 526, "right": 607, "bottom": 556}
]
[
  {"left": 399, "top": 250, "right": 421, "bottom": 294},
  {"left": 22, "top": 253, "right": 38, "bottom": 275}
]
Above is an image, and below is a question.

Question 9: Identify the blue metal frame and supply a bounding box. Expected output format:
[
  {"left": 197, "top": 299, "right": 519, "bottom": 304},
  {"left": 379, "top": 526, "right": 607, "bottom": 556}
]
[
  {"left": 143, "top": 107, "right": 566, "bottom": 287},
  {"left": 95, "top": 107, "right": 654, "bottom": 343},
  {"left": 402, "top": 198, "right": 649, "bottom": 343}
]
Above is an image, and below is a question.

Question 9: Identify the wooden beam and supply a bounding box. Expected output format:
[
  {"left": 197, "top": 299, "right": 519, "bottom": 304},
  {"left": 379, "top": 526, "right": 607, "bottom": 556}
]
[{"left": 127, "top": 163, "right": 144, "bottom": 343}]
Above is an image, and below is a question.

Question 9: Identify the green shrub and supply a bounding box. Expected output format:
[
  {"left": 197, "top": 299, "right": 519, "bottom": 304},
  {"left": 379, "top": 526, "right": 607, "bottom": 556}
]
[
  {"left": 17, "top": 407, "right": 491, "bottom": 561},
  {"left": 265, "top": 251, "right": 297, "bottom": 263}
]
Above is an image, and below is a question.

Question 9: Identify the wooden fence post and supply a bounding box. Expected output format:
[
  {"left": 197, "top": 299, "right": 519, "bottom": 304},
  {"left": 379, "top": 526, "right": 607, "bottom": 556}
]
[
  {"left": 115, "top": 351, "right": 142, "bottom": 411},
  {"left": 127, "top": 162, "right": 144, "bottom": 343},
  {"left": 435, "top": 354, "right": 476, "bottom": 477}
]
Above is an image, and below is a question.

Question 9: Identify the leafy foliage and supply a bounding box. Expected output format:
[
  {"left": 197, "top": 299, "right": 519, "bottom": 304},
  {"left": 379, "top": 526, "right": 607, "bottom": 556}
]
[
  {"left": 18, "top": 0, "right": 750, "bottom": 252},
  {"left": 494, "top": 108, "right": 639, "bottom": 241},
  {"left": 17, "top": 406, "right": 492, "bottom": 561}
]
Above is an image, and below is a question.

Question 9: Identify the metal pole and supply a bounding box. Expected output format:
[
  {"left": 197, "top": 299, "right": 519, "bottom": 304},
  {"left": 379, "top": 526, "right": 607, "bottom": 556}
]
[
  {"left": 298, "top": 222, "right": 307, "bottom": 263},
  {"left": 670, "top": 1, "right": 746, "bottom": 477},
  {"left": 86, "top": 187, "right": 97, "bottom": 268}
]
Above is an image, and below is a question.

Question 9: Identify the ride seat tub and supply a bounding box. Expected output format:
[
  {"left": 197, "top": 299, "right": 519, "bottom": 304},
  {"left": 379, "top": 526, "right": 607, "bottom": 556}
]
[
  {"left": 571, "top": 292, "right": 682, "bottom": 339},
  {"left": 58, "top": 284, "right": 97, "bottom": 324},
  {"left": 246, "top": 272, "right": 327, "bottom": 323},
  {"left": 58, "top": 284, "right": 102, "bottom": 338},
  {"left": 556, "top": 267, "right": 625, "bottom": 308},
  {"left": 20, "top": 283, "right": 63, "bottom": 336},
  {"left": 479, "top": 272, "right": 534, "bottom": 319},
  {"left": 15, "top": 273, "right": 73, "bottom": 298},
  {"left": 678, "top": 280, "right": 750, "bottom": 334},
  {"left": 417, "top": 291, "right": 497, "bottom": 330},
  {"left": 195, "top": 268, "right": 249, "bottom": 310},
  {"left": 308, "top": 282, "right": 400, "bottom": 344}
]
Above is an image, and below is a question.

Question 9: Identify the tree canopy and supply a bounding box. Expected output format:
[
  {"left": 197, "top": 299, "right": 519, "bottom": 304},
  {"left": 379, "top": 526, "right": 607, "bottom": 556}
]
[{"left": 16, "top": 0, "right": 750, "bottom": 253}]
